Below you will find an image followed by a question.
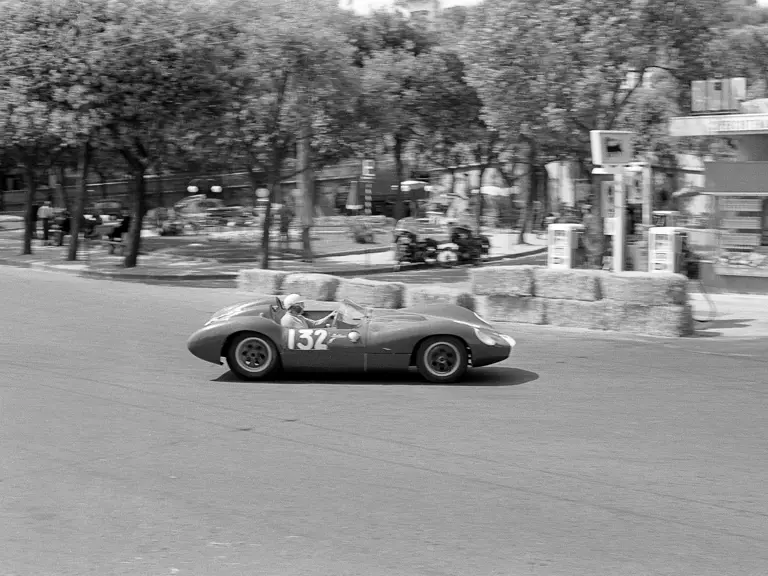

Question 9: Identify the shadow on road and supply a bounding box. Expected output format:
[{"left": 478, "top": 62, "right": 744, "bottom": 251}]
[
  {"left": 214, "top": 367, "right": 539, "bottom": 387},
  {"left": 698, "top": 317, "right": 754, "bottom": 330}
]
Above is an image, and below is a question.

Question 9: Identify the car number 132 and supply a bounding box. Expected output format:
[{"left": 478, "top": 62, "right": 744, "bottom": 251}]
[{"left": 287, "top": 328, "right": 329, "bottom": 351}]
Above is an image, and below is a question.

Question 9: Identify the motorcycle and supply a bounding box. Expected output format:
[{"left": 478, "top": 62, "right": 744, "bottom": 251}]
[
  {"left": 436, "top": 225, "right": 491, "bottom": 267},
  {"left": 391, "top": 217, "right": 446, "bottom": 270}
]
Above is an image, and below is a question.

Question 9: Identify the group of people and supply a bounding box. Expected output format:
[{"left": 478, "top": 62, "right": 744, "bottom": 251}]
[{"left": 30, "top": 201, "right": 132, "bottom": 245}]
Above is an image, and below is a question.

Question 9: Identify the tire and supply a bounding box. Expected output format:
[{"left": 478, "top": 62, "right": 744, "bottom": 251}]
[
  {"left": 416, "top": 336, "right": 468, "bottom": 384},
  {"left": 225, "top": 332, "right": 280, "bottom": 381},
  {"left": 437, "top": 249, "right": 458, "bottom": 268}
]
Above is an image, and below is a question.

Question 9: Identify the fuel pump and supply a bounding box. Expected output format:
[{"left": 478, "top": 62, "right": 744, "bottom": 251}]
[
  {"left": 548, "top": 223, "right": 585, "bottom": 269},
  {"left": 648, "top": 226, "right": 694, "bottom": 274}
]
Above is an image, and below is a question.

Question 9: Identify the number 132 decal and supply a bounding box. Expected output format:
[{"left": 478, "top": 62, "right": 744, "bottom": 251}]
[{"left": 287, "top": 328, "right": 329, "bottom": 351}]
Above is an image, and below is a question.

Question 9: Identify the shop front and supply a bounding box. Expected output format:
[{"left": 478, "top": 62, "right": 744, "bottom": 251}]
[{"left": 670, "top": 97, "right": 768, "bottom": 293}]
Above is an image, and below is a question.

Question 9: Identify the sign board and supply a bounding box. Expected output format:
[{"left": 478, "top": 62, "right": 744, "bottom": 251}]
[
  {"left": 590, "top": 131, "right": 634, "bottom": 166},
  {"left": 669, "top": 113, "right": 768, "bottom": 136},
  {"left": 361, "top": 159, "right": 376, "bottom": 181},
  {"left": 691, "top": 78, "right": 746, "bottom": 113},
  {"left": 623, "top": 172, "right": 643, "bottom": 204},
  {"left": 601, "top": 181, "right": 616, "bottom": 218}
]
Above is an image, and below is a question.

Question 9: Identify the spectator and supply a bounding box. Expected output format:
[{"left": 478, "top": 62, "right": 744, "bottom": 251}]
[{"left": 37, "top": 201, "right": 54, "bottom": 245}]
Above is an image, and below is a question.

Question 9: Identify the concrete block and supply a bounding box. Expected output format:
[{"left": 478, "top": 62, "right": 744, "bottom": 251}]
[
  {"left": 403, "top": 284, "right": 477, "bottom": 311},
  {"left": 475, "top": 295, "right": 547, "bottom": 325},
  {"left": 336, "top": 277, "right": 405, "bottom": 309},
  {"left": 605, "top": 302, "right": 694, "bottom": 337},
  {"left": 282, "top": 273, "right": 340, "bottom": 302},
  {"left": 600, "top": 272, "right": 688, "bottom": 306},
  {"left": 237, "top": 269, "right": 287, "bottom": 294},
  {"left": 533, "top": 268, "right": 602, "bottom": 301},
  {"left": 470, "top": 265, "right": 536, "bottom": 296},
  {"left": 546, "top": 299, "right": 610, "bottom": 331}
]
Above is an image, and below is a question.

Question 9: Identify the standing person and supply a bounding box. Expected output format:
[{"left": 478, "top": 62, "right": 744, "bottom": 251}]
[{"left": 37, "top": 201, "right": 54, "bottom": 245}]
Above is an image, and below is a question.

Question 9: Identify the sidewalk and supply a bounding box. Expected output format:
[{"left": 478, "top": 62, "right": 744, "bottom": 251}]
[
  {"left": 689, "top": 293, "right": 768, "bottom": 338},
  {"left": 0, "top": 232, "right": 547, "bottom": 284}
]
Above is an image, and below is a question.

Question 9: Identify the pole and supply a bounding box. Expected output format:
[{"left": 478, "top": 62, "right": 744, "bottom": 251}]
[
  {"left": 642, "top": 161, "right": 652, "bottom": 228},
  {"left": 613, "top": 170, "right": 626, "bottom": 273}
]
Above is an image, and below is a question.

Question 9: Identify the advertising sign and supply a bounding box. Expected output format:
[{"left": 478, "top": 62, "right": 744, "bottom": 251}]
[
  {"left": 601, "top": 181, "right": 616, "bottom": 218},
  {"left": 691, "top": 78, "right": 746, "bottom": 113},
  {"left": 361, "top": 159, "right": 376, "bottom": 181},
  {"left": 590, "top": 131, "right": 634, "bottom": 166}
]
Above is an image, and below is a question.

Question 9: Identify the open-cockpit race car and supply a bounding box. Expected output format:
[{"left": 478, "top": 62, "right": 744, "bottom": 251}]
[{"left": 187, "top": 296, "right": 516, "bottom": 383}]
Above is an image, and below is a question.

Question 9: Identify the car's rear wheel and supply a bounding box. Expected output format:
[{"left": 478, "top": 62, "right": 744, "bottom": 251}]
[
  {"left": 416, "top": 336, "right": 468, "bottom": 383},
  {"left": 226, "top": 332, "right": 279, "bottom": 381}
]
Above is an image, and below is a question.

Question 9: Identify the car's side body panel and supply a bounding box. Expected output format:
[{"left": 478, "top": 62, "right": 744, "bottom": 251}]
[{"left": 280, "top": 325, "right": 368, "bottom": 370}]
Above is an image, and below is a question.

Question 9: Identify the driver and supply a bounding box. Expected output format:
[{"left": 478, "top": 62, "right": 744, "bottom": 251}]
[{"left": 280, "top": 294, "right": 336, "bottom": 330}]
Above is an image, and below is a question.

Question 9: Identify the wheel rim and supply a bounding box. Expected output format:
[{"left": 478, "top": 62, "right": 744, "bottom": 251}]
[
  {"left": 234, "top": 337, "right": 272, "bottom": 374},
  {"left": 424, "top": 342, "right": 461, "bottom": 377}
]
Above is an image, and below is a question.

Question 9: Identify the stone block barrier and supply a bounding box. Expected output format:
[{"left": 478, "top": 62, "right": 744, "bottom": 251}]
[
  {"left": 336, "top": 277, "right": 405, "bottom": 309},
  {"left": 404, "top": 284, "right": 477, "bottom": 311},
  {"left": 237, "top": 269, "right": 286, "bottom": 295},
  {"left": 236, "top": 265, "right": 694, "bottom": 336},
  {"left": 281, "top": 273, "right": 340, "bottom": 301}
]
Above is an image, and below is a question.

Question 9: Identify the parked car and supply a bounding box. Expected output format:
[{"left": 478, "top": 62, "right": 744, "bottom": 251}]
[{"left": 174, "top": 194, "right": 248, "bottom": 228}]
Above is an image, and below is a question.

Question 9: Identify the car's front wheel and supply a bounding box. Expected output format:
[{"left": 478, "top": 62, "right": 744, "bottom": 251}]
[
  {"left": 226, "top": 332, "right": 279, "bottom": 381},
  {"left": 416, "top": 336, "right": 468, "bottom": 383}
]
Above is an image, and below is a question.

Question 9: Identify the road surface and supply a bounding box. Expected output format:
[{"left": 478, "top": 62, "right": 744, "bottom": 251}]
[{"left": 1, "top": 267, "right": 767, "bottom": 576}]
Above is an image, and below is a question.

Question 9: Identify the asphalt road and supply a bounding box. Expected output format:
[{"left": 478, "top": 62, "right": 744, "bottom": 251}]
[{"left": 2, "top": 267, "right": 767, "bottom": 576}]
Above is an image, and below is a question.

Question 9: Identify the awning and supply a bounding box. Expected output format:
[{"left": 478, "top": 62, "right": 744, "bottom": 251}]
[
  {"left": 701, "top": 191, "right": 768, "bottom": 196},
  {"left": 672, "top": 185, "right": 704, "bottom": 199}
]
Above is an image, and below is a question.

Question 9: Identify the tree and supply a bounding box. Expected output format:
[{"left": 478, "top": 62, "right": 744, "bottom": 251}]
[
  {"left": 461, "top": 0, "right": 735, "bottom": 261},
  {"left": 213, "top": 0, "right": 359, "bottom": 268},
  {"left": 88, "top": 0, "right": 237, "bottom": 267},
  {"left": 0, "top": 0, "right": 66, "bottom": 254}
]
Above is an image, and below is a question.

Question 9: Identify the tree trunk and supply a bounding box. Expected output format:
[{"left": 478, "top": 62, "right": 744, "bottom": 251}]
[
  {"left": 540, "top": 165, "right": 550, "bottom": 217},
  {"left": 259, "top": 175, "right": 278, "bottom": 270},
  {"left": 67, "top": 143, "right": 91, "bottom": 261},
  {"left": 124, "top": 167, "right": 146, "bottom": 268},
  {"left": 393, "top": 134, "right": 405, "bottom": 220},
  {"left": 518, "top": 144, "right": 538, "bottom": 243},
  {"left": 22, "top": 164, "right": 37, "bottom": 255},
  {"left": 52, "top": 164, "right": 69, "bottom": 209},
  {"left": 298, "top": 119, "right": 314, "bottom": 263},
  {"left": 476, "top": 165, "right": 487, "bottom": 230},
  {"left": 157, "top": 169, "right": 165, "bottom": 208}
]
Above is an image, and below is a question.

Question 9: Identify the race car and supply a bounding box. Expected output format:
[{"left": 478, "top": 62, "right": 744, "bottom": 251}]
[{"left": 187, "top": 297, "right": 516, "bottom": 384}]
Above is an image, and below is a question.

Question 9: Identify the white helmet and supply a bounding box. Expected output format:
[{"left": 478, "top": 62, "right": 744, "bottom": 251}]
[{"left": 283, "top": 293, "right": 304, "bottom": 309}]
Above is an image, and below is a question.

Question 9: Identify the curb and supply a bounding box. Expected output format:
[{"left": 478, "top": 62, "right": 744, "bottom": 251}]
[{"left": 77, "top": 269, "right": 240, "bottom": 282}]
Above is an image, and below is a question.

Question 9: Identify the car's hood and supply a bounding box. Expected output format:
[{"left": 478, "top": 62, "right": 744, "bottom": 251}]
[
  {"left": 372, "top": 304, "right": 493, "bottom": 329},
  {"left": 207, "top": 299, "right": 274, "bottom": 323}
]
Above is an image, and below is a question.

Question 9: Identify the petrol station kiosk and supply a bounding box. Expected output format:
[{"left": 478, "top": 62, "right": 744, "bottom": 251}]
[{"left": 669, "top": 78, "right": 768, "bottom": 293}]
